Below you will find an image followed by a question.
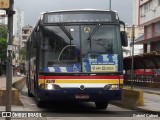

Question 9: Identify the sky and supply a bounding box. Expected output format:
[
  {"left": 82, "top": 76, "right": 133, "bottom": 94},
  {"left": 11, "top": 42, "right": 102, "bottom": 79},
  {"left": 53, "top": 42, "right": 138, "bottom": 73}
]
[{"left": 14, "top": 0, "right": 133, "bottom": 26}]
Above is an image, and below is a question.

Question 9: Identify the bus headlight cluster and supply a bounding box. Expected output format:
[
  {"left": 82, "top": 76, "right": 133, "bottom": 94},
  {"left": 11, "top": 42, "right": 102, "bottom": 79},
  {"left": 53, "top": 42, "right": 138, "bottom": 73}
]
[
  {"left": 39, "top": 84, "right": 61, "bottom": 90},
  {"left": 104, "top": 84, "right": 119, "bottom": 90},
  {"left": 47, "top": 84, "right": 53, "bottom": 90},
  {"left": 110, "top": 84, "right": 119, "bottom": 90},
  {"left": 104, "top": 85, "right": 110, "bottom": 90}
]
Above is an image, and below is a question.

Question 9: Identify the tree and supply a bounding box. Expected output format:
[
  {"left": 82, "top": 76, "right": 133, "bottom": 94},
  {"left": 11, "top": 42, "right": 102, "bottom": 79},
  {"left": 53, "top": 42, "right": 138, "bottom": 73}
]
[
  {"left": 0, "top": 27, "right": 7, "bottom": 38},
  {"left": 0, "top": 27, "right": 7, "bottom": 75},
  {"left": 0, "top": 26, "right": 7, "bottom": 63},
  {"left": 19, "top": 47, "right": 26, "bottom": 60},
  {"left": 0, "top": 38, "right": 7, "bottom": 63}
]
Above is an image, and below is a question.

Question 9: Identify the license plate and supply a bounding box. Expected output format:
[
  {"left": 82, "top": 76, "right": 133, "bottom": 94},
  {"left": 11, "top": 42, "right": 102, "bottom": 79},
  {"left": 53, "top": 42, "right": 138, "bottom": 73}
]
[{"left": 75, "top": 94, "right": 90, "bottom": 99}]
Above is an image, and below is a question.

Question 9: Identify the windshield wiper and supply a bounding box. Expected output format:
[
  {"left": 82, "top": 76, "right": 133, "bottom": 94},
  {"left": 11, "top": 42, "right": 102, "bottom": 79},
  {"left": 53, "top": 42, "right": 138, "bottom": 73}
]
[
  {"left": 87, "top": 23, "right": 101, "bottom": 40},
  {"left": 59, "top": 23, "right": 73, "bottom": 44},
  {"left": 87, "top": 23, "right": 101, "bottom": 49}
]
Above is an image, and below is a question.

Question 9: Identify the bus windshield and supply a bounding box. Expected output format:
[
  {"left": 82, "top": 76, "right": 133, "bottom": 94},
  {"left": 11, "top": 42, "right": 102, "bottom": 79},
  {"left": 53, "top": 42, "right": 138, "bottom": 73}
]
[
  {"left": 40, "top": 24, "right": 121, "bottom": 73},
  {"left": 81, "top": 25, "right": 118, "bottom": 55}
]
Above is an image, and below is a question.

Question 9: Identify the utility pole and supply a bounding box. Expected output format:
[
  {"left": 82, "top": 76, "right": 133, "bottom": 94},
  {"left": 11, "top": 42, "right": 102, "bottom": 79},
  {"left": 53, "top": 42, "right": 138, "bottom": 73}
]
[
  {"left": 131, "top": 25, "right": 135, "bottom": 89},
  {"left": 0, "top": 0, "right": 14, "bottom": 119},
  {"left": 5, "top": 0, "right": 15, "bottom": 120}
]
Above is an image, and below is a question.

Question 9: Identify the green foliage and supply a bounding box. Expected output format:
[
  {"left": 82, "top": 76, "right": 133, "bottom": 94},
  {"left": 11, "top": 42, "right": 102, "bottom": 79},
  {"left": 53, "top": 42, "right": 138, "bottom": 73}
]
[
  {"left": 0, "top": 27, "right": 7, "bottom": 38},
  {"left": 19, "top": 48, "right": 26, "bottom": 60},
  {"left": 0, "top": 38, "right": 7, "bottom": 62},
  {"left": 0, "top": 27, "right": 7, "bottom": 69},
  {"left": 0, "top": 27, "right": 8, "bottom": 75},
  {"left": 0, "top": 64, "right": 3, "bottom": 76},
  {"left": 12, "top": 52, "right": 15, "bottom": 59}
]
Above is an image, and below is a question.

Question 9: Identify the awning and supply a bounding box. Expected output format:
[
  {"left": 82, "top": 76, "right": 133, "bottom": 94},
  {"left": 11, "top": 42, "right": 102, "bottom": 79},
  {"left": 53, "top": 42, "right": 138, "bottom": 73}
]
[
  {"left": 123, "top": 51, "right": 160, "bottom": 70},
  {"left": 135, "top": 36, "right": 160, "bottom": 44}
]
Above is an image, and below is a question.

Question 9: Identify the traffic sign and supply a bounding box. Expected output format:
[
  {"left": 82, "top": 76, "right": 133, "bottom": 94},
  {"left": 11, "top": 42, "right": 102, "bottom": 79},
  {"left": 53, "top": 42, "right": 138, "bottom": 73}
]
[{"left": 0, "top": 0, "right": 9, "bottom": 9}]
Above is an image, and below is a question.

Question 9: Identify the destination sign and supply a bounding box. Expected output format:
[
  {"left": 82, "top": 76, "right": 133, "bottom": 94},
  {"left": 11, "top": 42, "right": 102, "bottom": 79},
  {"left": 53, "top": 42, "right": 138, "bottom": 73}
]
[{"left": 43, "top": 11, "right": 116, "bottom": 23}]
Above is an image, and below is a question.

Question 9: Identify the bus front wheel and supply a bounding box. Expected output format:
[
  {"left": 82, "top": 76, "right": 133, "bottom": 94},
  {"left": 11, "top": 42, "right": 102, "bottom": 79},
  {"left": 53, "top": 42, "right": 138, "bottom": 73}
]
[
  {"left": 36, "top": 100, "right": 44, "bottom": 108},
  {"left": 27, "top": 78, "right": 33, "bottom": 97},
  {"left": 28, "top": 86, "right": 34, "bottom": 97},
  {"left": 95, "top": 102, "right": 108, "bottom": 109}
]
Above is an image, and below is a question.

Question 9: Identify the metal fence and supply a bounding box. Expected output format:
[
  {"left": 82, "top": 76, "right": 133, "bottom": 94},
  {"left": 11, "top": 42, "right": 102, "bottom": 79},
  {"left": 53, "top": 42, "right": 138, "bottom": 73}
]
[{"left": 124, "top": 74, "right": 160, "bottom": 88}]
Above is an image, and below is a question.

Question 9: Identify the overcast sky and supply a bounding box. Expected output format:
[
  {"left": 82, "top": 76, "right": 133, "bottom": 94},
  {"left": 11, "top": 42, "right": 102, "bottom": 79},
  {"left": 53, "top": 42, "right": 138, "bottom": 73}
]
[{"left": 14, "top": 0, "right": 132, "bottom": 26}]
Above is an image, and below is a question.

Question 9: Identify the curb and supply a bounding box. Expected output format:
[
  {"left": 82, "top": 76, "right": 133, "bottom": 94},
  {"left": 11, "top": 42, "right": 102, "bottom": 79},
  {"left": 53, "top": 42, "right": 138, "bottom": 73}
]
[
  {"left": 111, "top": 88, "right": 160, "bottom": 114},
  {"left": 110, "top": 101, "right": 160, "bottom": 114},
  {"left": 142, "top": 91, "right": 160, "bottom": 96},
  {"left": 124, "top": 85, "right": 160, "bottom": 96},
  {"left": 0, "top": 88, "right": 23, "bottom": 106},
  {"left": 0, "top": 77, "right": 26, "bottom": 106},
  {"left": 12, "top": 77, "right": 26, "bottom": 91},
  {"left": 122, "top": 89, "right": 144, "bottom": 106}
]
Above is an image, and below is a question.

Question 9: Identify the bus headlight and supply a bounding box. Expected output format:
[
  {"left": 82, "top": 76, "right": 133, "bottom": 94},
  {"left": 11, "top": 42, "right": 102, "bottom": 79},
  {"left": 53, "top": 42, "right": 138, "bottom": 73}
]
[
  {"left": 39, "top": 84, "right": 45, "bottom": 89},
  {"left": 47, "top": 84, "right": 53, "bottom": 90},
  {"left": 110, "top": 84, "right": 119, "bottom": 90},
  {"left": 104, "top": 84, "right": 119, "bottom": 90},
  {"left": 39, "top": 84, "right": 61, "bottom": 90}
]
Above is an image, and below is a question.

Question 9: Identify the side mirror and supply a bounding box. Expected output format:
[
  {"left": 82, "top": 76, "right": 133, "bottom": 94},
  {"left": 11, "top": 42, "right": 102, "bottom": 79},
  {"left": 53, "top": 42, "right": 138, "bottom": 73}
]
[{"left": 120, "top": 31, "right": 128, "bottom": 47}]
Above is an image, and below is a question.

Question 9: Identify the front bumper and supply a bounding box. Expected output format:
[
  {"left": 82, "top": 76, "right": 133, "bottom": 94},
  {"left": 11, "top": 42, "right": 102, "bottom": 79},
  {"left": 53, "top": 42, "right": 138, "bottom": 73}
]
[{"left": 37, "top": 88, "right": 122, "bottom": 102}]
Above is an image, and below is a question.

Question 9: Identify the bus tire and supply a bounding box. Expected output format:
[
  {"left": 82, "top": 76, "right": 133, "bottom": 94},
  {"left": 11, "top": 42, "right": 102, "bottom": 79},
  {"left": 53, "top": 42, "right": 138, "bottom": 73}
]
[
  {"left": 27, "top": 82, "right": 33, "bottom": 97},
  {"left": 95, "top": 102, "right": 108, "bottom": 109},
  {"left": 36, "top": 100, "right": 44, "bottom": 108},
  {"left": 28, "top": 87, "right": 34, "bottom": 97}
]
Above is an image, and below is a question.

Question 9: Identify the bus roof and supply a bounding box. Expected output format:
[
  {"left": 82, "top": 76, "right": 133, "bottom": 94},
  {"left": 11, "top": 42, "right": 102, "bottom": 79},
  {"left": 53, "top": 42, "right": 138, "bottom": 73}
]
[{"left": 41, "top": 9, "right": 118, "bottom": 15}]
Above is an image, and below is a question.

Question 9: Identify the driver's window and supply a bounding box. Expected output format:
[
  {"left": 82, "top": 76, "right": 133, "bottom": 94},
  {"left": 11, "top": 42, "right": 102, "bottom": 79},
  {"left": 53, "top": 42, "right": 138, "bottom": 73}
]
[{"left": 59, "top": 45, "right": 80, "bottom": 61}]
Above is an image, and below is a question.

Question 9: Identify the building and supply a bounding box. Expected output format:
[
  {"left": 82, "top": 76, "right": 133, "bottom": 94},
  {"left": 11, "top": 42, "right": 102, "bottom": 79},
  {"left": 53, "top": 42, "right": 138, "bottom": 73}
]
[
  {"left": 123, "top": 0, "right": 144, "bottom": 57},
  {"left": 0, "top": 8, "right": 25, "bottom": 76},
  {"left": 0, "top": 10, "right": 7, "bottom": 25},
  {"left": 18, "top": 25, "right": 33, "bottom": 75},
  {"left": 12, "top": 36, "right": 20, "bottom": 75},
  {"left": 22, "top": 25, "right": 32, "bottom": 48},
  {"left": 133, "top": 0, "right": 139, "bottom": 25},
  {"left": 0, "top": 8, "right": 25, "bottom": 45},
  {"left": 123, "top": 25, "right": 144, "bottom": 57},
  {"left": 13, "top": 8, "right": 24, "bottom": 47},
  {"left": 124, "top": 0, "right": 160, "bottom": 75},
  {"left": 136, "top": 0, "right": 160, "bottom": 53}
]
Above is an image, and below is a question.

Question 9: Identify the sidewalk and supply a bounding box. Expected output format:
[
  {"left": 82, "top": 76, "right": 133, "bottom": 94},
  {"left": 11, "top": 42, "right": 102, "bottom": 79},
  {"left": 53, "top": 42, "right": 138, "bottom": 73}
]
[
  {"left": 111, "top": 85, "right": 160, "bottom": 113},
  {"left": 0, "top": 76, "right": 24, "bottom": 89},
  {"left": 132, "top": 86, "right": 160, "bottom": 112},
  {"left": 0, "top": 76, "right": 25, "bottom": 106}
]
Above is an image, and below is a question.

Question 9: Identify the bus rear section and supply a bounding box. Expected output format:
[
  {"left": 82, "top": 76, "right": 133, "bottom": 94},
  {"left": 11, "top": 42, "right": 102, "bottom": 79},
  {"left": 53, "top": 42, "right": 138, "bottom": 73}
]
[{"left": 26, "top": 10, "right": 128, "bottom": 109}]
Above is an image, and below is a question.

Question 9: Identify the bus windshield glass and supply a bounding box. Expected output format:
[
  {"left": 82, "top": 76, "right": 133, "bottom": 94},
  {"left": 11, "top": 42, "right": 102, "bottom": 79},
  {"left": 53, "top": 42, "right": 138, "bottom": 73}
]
[
  {"left": 40, "top": 24, "right": 120, "bottom": 73},
  {"left": 81, "top": 25, "right": 119, "bottom": 73}
]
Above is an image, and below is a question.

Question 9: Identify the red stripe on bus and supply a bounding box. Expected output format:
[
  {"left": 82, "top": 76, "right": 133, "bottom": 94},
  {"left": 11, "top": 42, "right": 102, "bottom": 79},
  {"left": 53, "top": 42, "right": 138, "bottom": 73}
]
[{"left": 38, "top": 75, "right": 123, "bottom": 79}]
